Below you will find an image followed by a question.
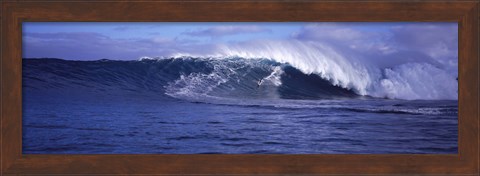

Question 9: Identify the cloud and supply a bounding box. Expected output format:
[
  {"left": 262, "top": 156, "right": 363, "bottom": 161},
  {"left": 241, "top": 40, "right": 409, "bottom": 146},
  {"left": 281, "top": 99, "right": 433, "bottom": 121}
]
[
  {"left": 383, "top": 23, "right": 458, "bottom": 75},
  {"left": 148, "top": 32, "right": 161, "bottom": 35},
  {"left": 112, "top": 26, "right": 146, "bottom": 31},
  {"left": 23, "top": 32, "right": 185, "bottom": 60},
  {"left": 112, "top": 26, "right": 131, "bottom": 31},
  {"left": 294, "top": 23, "right": 368, "bottom": 41},
  {"left": 26, "top": 32, "right": 109, "bottom": 41},
  {"left": 292, "top": 23, "right": 391, "bottom": 54},
  {"left": 183, "top": 25, "right": 272, "bottom": 37},
  {"left": 291, "top": 22, "right": 457, "bottom": 72},
  {"left": 389, "top": 24, "right": 458, "bottom": 62}
]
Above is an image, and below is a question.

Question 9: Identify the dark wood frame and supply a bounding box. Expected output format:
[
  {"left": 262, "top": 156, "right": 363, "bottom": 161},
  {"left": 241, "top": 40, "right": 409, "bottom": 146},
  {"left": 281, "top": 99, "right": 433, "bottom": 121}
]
[{"left": 1, "top": 1, "right": 479, "bottom": 175}]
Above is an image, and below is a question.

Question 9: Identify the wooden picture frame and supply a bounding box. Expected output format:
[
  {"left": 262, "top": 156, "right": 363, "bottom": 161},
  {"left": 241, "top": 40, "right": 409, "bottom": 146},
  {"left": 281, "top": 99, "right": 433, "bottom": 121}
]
[{"left": 1, "top": 1, "right": 478, "bottom": 175}]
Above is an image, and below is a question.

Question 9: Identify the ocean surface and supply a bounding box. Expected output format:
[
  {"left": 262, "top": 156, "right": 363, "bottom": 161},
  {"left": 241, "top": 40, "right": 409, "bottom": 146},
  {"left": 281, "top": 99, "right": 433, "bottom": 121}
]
[{"left": 22, "top": 58, "right": 458, "bottom": 154}]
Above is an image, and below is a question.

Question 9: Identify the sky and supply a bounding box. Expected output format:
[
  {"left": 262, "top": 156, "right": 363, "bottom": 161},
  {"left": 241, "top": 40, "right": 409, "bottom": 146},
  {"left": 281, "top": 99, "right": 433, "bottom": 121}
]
[
  {"left": 23, "top": 22, "right": 302, "bottom": 60},
  {"left": 22, "top": 22, "right": 457, "bottom": 71}
]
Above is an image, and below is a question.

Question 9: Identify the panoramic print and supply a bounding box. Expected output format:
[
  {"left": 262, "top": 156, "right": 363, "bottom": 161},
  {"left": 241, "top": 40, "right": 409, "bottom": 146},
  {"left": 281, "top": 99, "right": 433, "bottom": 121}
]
[{"left": 22, "top": 22, "right": 458, "bottom": 154}]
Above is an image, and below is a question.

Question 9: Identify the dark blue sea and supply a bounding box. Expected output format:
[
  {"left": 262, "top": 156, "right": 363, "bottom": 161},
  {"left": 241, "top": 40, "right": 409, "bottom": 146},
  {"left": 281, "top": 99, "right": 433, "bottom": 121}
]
[{"left": 22, "top": 58, "right": 458, "bottom": 154}]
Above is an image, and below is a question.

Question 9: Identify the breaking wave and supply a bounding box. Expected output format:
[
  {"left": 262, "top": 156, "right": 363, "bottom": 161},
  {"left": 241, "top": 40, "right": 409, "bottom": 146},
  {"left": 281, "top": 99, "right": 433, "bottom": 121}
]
[
  {"left": 167, "top": 40, "right": 458, "bottom": 100},
  {"left": 23, "top": 52, "right": 457, "bottom": 102}
]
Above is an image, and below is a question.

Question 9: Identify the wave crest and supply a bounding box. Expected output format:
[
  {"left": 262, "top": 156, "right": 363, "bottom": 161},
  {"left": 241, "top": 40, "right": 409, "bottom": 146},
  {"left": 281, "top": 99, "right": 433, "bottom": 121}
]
[{"left": 169, "top": 40, "right": 457, "bottom": 100}]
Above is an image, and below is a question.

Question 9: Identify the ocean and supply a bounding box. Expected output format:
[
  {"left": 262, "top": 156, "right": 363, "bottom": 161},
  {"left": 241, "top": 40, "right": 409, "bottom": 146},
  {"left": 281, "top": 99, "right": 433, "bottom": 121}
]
[{"left": 22, "top": 58, "right": 458, "bottom": 154}]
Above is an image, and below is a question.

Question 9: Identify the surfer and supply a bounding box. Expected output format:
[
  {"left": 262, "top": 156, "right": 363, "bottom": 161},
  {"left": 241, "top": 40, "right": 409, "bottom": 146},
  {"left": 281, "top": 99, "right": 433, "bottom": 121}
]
[{"left": 257, "top": 79, "right": 263, "bottom": 88}]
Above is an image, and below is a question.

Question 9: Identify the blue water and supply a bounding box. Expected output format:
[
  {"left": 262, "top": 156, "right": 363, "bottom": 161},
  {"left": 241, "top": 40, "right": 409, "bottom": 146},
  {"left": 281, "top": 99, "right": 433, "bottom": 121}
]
[{"left": 22, "top": 58, "right": 458, "bottom": 154}]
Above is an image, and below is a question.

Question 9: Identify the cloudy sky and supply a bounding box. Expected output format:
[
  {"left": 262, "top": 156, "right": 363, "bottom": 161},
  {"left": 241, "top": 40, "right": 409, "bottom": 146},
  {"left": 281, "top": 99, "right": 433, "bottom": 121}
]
[
  {"left": 23, "top": 22, "right": 457, "bottom": 71},
  {"left": 23, "top": 22, "right": 298, "bottom": 60}
]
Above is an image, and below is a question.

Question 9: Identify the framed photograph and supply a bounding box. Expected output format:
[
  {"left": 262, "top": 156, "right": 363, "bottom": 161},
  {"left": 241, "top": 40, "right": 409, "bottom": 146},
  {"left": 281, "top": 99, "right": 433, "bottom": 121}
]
[{"left": 1, "top": 1, "right": 478, "bottom": 175}]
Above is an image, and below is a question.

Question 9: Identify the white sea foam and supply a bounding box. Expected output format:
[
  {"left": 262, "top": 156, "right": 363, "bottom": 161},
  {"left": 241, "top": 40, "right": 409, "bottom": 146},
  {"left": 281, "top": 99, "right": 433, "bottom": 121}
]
[
  {"left": 371, "top": 63, "right": 457, "bottom": 100},
  {"left": 259, "top": 66, "right": 284, "bottom": 87}
]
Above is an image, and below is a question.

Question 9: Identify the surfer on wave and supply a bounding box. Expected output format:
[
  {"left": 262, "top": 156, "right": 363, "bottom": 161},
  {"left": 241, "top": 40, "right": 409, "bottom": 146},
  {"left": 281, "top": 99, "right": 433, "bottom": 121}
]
[{"left": 257, "top": 79, "right": 264, "bottom": 88}]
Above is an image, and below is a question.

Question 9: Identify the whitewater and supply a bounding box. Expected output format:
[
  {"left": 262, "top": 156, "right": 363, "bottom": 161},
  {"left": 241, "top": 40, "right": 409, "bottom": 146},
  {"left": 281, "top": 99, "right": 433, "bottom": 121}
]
[{"left": 163, "top": 40, "right": 457, "bottom": 100}]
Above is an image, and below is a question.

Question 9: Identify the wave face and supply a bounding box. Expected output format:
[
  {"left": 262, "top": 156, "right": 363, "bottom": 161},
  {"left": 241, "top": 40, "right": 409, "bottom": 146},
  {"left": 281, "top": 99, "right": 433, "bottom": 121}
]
[{"left": 23, "top": 58, "right": 359, "bottom": 101}]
